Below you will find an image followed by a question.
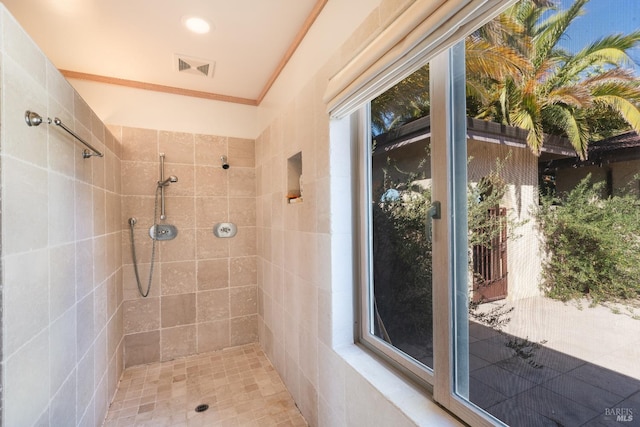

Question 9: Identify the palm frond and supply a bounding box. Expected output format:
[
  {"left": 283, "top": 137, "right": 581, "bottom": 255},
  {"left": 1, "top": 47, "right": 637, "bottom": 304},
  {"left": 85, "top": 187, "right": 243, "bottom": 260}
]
[
  {"left": 466, "top": 40, "right": 532, "bottom": 81},
  {"left": 546, "top": 85, "right": 592, "bottom": 108},
  {"left": 547, "top": 105, "right": 590, "bottom": 159},
  {"left": 594, "top": 95, "right": 640, "bottom": 131},
  {"left": 533, "top": 0, "right": 588, "bottom": 69}
]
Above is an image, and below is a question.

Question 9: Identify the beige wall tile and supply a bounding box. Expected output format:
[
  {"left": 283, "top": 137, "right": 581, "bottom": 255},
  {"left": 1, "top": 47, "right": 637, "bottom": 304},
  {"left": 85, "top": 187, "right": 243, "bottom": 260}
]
[
  {"left": 50, "top": 306, "right": 77, "bottom": 397},
  {"left": 160, "top": 228, "right": 196, "bottom": 262},
  {"left": 197, "top": 289, "right": 230, "bottom": 322},
  {"left": 93, "top": 235, "right": 109, "bottom": 286},
  {"left": 74, "top": 92, "right": 93, "bottom": 131},
  {"left": 124, "top": 331, "right": 160, "bottom": 367},
  {"left": 197, "top": 320, "right": 230, "bottom": 352},
  {"left": 161, "top": 261, "right": 196, "bottom": 295},
  {"left": 76, "top": 181, "right": 94, "bottom": 240},
  {"left": 163, "top": 196, "right": 195, "bottom": 228},
  {"left": 76, "top": 292, "right": 95, "bottom": 358},
  {"left": 48, "top": 100, "right": 76, "bottom": 177},
  {"left": 195, "top": 134, "right": 227, "bottom": 166},
  {"left": 123, "top": 297, "right": 160, "bottom": 333},
  {"left": 3, "top": 329, "right": 49, "bottom": 427},
  {"left": 76, "top": 238, "right": 95, "bottom": 300},
  {"left": 230, "top": 227, "right": 257, "bottom": 257},
  {"left": 197, "top": 259, "right": 229, "bottom": 290},
  {"left": 3, "top": 11, "right": 46, "bottom": 83},
  {"left": 3, "top": 159, "right": 48, "bottom": 254},
  {"left": 121, "top": 161, "right": 158, "bottom": 196},
  {"left": 195, "top": 197, "right": 228, "bottom": 227},
  {"left": 230, "top": 315, "right": 258, "bottom": 346},
  {"left": 50, "top": 371, "right": 76, "bottom": 427},
  {"left": 122, "top": 261, "right": 162, "bottom": 301},
  {"left": 93, "top": 187, "right": 107, "bottom": 237},
  {"left": 196, "top": 229, "right": 230, "bottom": 259},
  {"left": 159, "top": 131, "right": 195, "bottom": 164},
  {"left": 50, "top": 243, "right": 76, "bottom": 320},
  {"left": 121, "top": 127, "right": 158, "bottom": 161},
  {"left": 162, "top": 163, "right": 195, "bottom": 196},
  {"left": 122, "top": 225, "right": 155, "bottom": 265},
  {"left": 47, "top": 61, "right": 74, "bottom": 108},
  {"left": 161, "top": 293, "right": 196, "bottom": 327},
  {"left": 229, "top": 197, "right": 256, "bottom": 226},
  {"left": 74, "top": 133, "right": 94, "bottom": 183},
  {"left": 195, "top": 165, "right": 229, "bottom": 196},
  {"left": 122, "top": 195, "right": 156, "bottom": 227},
  {"left": 76, "top": 347, "right": 94, "bottom": 422},
  {"left": 230, "top": 256, "right": 257, "bottom": 287},
  {"left": 229, "top": 168, "right": 256, "bottom": 197},
  {"left": 3, "top": 250, "right": 49, "bottom": 356},
  {"left": 92, "top": 140, "right": 106, "bottom": 188},
  {"left": 161, "top": 325, "right": 196, "bottom": 361},
  {"left": 230, "top": 286, "right": 258, "bottom": 317},
  {"left": 106, "top": 191, "right": 122, "bottom": 234},
  {"left": 228, "top": 137, "right": 255, "bottom": 167}
]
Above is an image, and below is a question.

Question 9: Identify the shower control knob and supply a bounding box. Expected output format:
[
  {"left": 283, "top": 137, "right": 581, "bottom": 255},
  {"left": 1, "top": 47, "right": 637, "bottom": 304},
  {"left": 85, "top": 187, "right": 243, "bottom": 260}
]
[{"left": 213, "top": 222, "right": 237, "bottom": 238}]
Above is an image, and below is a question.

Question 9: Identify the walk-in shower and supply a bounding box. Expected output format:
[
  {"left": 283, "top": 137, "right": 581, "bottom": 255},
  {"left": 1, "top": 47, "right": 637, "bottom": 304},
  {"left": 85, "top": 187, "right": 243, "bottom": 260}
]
[{"left": 128, "top": 153, "right": 178, "bottom": 297}]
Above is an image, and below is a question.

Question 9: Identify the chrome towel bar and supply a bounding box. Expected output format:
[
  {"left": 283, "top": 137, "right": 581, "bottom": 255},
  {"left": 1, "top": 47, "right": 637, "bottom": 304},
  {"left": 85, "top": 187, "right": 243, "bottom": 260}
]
[{"left": 25, "top": 110, "right": 104, "bottom": 159}]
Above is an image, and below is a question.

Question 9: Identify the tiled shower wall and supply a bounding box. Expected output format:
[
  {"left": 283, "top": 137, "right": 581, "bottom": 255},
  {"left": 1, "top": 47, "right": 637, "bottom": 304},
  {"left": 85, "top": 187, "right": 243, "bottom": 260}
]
[
  {"left": 0, "top": 6, "right": 124, "bottom": 426},
  {"left": 256, "top": 80, "right": 329, "bottom": 427},
  {"left": 113, "top": 126, "right": 258, "bottom": 367}
]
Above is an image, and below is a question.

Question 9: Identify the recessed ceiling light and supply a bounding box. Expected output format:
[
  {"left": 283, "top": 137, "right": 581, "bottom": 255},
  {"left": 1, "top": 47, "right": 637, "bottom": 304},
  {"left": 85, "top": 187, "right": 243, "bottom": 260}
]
[{"left": 182, "top": 16, "right": 211, "bottom": 34}]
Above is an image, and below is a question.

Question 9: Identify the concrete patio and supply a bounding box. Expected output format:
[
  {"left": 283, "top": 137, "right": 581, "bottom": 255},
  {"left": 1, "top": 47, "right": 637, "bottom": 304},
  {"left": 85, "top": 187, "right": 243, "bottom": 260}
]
[{"left": 468, "top": 296, "right": 640, "bottom": 426}]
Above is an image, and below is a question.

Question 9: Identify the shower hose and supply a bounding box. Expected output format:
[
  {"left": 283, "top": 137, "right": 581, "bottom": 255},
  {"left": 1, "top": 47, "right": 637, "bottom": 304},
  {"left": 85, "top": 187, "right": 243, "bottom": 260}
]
[{"left": 128, "top": 185, "right": 162, "bottom": 297}]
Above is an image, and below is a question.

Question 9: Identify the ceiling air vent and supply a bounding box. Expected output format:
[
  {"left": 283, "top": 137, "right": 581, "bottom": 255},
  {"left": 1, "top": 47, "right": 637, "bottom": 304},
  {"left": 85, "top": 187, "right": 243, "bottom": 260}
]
[{"left": 174, "top": 54, "right": 215, "bottom": 78}]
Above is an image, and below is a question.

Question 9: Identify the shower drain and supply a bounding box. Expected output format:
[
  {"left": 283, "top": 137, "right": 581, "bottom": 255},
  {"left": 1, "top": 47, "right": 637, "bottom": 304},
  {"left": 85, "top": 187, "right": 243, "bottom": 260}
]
[{"left": 195, "top": 404, "right": 209, "bottom": 413}]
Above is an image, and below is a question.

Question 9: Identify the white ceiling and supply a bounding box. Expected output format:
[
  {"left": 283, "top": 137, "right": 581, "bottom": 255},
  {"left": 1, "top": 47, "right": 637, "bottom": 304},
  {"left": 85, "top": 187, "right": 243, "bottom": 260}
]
[{"left": 1, "top": 0, "right": 322, "bottom": 105}]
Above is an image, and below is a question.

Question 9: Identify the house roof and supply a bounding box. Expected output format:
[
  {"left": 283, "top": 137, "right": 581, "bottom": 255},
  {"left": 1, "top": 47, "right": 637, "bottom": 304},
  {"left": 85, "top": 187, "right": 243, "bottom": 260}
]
[
  {"left": 372, "top": 116, "right": 575, "bottom": 156},
  {"left": 542, "top": 131, "right": 640, "bottom": 171}
]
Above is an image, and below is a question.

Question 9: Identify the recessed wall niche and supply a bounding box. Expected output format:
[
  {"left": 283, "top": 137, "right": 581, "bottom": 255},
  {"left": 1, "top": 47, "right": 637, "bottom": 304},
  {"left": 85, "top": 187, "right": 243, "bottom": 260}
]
[{"left": 287, "top": 152, "right": 303, "bottom": 203}]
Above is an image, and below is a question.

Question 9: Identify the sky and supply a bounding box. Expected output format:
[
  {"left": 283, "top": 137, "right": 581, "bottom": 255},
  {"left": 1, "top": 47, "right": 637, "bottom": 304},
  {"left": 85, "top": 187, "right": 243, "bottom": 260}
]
[{"left": 556, "top": 0, "right": 640, "bottom": 72}]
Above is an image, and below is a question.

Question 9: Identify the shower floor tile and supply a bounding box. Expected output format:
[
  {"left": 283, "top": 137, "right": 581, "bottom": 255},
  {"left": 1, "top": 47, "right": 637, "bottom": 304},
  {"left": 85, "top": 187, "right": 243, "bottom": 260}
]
[{"left": 103, "top": 343, "right": 307, "bottom": 427}]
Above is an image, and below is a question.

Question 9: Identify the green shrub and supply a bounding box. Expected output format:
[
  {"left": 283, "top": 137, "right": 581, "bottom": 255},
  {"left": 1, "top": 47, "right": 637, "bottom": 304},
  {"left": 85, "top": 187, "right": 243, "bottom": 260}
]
[
  {"left": 372, "top": 159, "right": 433, "bottom": 343},
  {"left": 537, "top": 175, "right": 640, "bottom": 304}
]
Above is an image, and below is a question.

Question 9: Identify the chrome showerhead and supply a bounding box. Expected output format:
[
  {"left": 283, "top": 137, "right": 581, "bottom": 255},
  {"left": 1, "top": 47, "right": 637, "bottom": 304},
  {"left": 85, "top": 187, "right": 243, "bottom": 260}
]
[{"left": 158, "top": 175, "right": 178, "bottom": 186}]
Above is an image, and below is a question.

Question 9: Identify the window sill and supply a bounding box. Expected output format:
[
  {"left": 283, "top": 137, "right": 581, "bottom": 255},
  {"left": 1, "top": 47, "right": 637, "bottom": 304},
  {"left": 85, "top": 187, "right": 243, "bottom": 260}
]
[{"left": 334, "top": 344, "right": 464, "bottom": 426}]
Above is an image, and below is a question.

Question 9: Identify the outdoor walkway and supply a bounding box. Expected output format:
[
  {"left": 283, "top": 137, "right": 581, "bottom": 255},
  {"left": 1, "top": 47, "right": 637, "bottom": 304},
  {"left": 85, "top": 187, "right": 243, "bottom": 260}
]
[{"left": 469, "top": 296, "right": 640, "bottom": 426}]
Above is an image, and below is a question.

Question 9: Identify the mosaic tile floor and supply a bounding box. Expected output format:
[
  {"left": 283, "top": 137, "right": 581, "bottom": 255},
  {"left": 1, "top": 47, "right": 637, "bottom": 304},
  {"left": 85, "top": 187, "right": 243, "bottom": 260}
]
[{"left": 103, "top": 343, "right": 307, "bottom": 427}]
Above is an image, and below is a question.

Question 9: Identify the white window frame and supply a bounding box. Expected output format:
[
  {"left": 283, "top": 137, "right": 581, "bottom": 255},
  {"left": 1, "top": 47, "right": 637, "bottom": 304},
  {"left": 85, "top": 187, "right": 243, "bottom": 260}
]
[{"left": 355, "top": 42, "right": 507, "bottom": 427}]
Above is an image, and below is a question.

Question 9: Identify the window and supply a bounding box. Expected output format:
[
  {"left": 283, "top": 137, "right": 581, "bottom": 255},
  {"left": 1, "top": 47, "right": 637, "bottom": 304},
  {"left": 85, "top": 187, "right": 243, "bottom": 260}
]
[
  {"left": 356, "top": 1, "right": 640, "bottom": 425},
  {"left": 359, "top": 66, "right": 435, "bottom": 381}
]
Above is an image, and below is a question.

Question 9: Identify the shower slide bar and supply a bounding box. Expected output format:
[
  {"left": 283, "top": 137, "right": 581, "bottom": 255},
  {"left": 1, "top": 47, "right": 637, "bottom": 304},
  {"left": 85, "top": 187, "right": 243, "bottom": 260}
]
[{"left": 24, "top": 110, "right": 104, "bottom": 159}]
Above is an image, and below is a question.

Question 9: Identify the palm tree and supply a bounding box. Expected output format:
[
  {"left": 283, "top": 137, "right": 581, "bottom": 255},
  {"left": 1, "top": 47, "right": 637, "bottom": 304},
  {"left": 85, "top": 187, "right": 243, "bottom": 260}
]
[
  {"left": 372, "top": 0, "right": 640, "bottom": 159},
  {"left": 471, "top": 0, "right": 640, "bottom": 159}
]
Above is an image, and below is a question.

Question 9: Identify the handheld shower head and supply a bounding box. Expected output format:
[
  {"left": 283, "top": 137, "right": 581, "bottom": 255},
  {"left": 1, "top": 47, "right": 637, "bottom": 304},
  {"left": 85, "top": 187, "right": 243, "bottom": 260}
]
[{"left": 158, "top": 175, "right": 178, "bottom": 186}]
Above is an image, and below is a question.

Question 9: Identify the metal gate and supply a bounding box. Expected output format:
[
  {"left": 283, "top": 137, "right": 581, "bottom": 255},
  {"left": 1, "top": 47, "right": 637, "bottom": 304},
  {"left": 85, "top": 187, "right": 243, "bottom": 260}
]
[{"left": 472, "top": 207, "right": 508, "bottom": 303}]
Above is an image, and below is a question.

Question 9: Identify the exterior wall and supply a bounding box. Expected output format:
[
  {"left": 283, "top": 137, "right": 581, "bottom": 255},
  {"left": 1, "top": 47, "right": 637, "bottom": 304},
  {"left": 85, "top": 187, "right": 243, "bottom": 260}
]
[
  {"left": 0, "top": 6, "right": 123, "bottom": 426},
  {"left": 612, "top": 159, "right": 640, "bottom": 196},
  {"left": 114, "top": 126, "right": 257, "bottom": 367},
  {"left": 556, "top": 165, "right": 608, "bottom": 196},
  {"left": 468, "top": 139, "right": 542, "bottom": 300},
  {"left": 556, "top": 159, "right": 640, "bottom": 197}
]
